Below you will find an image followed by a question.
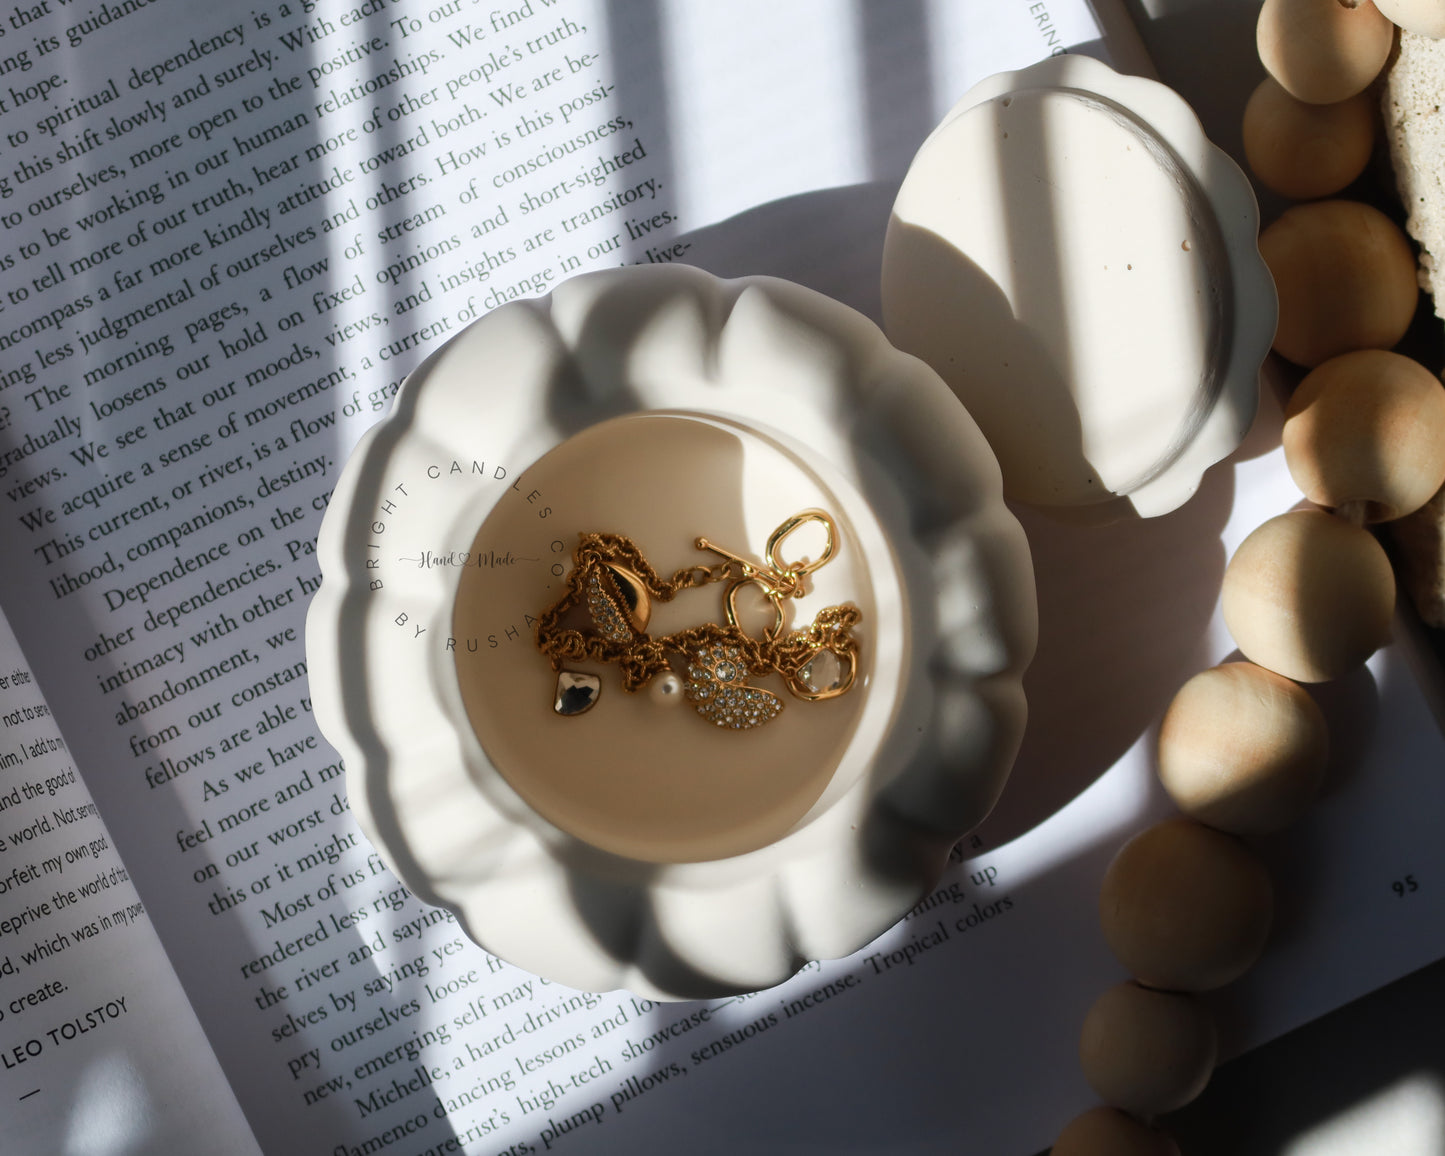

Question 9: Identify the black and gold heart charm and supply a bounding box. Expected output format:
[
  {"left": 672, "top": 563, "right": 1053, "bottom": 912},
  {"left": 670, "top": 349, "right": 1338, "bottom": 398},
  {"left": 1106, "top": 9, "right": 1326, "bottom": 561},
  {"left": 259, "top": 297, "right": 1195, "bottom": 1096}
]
[{"left": 685, "top": 642, "right": 783, "bottom": 729}]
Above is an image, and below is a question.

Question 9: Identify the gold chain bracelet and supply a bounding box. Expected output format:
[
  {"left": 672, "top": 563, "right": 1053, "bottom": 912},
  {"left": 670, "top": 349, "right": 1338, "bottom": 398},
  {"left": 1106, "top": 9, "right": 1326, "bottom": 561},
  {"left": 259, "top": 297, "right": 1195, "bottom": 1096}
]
[{"left": 535, "top": 510, "right": 861, "bottom": 729}]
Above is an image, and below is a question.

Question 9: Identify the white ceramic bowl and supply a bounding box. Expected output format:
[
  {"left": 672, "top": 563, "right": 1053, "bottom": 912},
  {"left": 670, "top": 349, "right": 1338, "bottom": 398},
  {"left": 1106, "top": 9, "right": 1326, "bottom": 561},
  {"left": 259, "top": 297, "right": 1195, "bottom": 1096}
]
[{"left": 307, "top": 265, "right": 1036, "bottom": 998}]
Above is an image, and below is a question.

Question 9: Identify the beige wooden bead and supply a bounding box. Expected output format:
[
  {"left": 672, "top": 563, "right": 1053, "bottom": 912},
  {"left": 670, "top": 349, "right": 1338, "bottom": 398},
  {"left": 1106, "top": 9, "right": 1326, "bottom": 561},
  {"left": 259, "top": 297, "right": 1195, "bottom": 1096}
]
[
  {"left": 1283, "top": 349, "right": 1445, "bottom": 522},
  {"left": 1221, "top": 509, "right": 1395, "bottom": 682},
  {"left": 1258, "top": 0, "right": 1396, "bottom": 104},
  {"left": 1052, "top": 1107, "right": 1182, "bottom": 1156},
  {"left": 1099, "top": 817, "right": 1273, "bottom": 991},
  {"left": 1260, "top": 200, "right": 1419, "bottom": 368},
  {"left": 1079, "top": 982, "right": 1218, "bottom": 1116},
  {"left": 1375, "top": 0, "right": 1445, "bottom": 37},
  {"left": 1243, "top": 78, "right": 1376, "bottom": 199},
  {"left": 1158, "top": 662, "right": 1328, "bottom": 834}
]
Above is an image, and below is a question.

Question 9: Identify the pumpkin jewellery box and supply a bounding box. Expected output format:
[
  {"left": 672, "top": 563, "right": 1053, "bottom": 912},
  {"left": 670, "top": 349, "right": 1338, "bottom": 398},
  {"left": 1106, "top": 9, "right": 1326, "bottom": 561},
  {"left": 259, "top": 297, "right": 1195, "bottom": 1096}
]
[{"left": 307, "top": 56, "right": 1274, "bottom": 1000}]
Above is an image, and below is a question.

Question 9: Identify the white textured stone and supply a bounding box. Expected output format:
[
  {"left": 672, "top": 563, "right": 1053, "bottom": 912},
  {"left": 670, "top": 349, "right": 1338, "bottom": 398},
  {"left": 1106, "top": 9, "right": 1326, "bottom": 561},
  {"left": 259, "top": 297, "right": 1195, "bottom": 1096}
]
[
  {"left": 1382, "top": 30, "right": 1445, "bottom": 627},
  {"left": 1384, "top": 30, "right": 1445, "bottom": 320}
]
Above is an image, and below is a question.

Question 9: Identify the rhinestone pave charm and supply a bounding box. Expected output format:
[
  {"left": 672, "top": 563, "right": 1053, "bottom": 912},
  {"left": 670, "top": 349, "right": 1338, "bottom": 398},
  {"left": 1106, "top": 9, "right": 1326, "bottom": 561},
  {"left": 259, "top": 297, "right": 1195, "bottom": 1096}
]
[
  {"left": 585, "top": 564, "right": 650, "bottom": 642},
  {"left": 685, "top": 643, "right": 782, "bottom": 729}
]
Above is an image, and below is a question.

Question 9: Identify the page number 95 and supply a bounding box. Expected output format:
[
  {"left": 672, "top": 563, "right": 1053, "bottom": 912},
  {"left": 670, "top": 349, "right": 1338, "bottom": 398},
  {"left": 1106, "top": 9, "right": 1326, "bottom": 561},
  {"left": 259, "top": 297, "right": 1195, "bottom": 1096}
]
[{"left": 1392, "top": 875, "right": 1420, "bottom": 898}]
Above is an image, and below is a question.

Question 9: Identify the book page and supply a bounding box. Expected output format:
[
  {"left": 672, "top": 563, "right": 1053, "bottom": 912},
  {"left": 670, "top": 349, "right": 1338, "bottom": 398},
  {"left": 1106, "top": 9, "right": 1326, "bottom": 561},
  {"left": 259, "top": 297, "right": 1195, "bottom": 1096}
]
[
  {"left": 2, "top": 2, "right": 1442, "bottom": 1156},
  {"left": 0, "top": 608, "right": 259, "bottom": 1155}
]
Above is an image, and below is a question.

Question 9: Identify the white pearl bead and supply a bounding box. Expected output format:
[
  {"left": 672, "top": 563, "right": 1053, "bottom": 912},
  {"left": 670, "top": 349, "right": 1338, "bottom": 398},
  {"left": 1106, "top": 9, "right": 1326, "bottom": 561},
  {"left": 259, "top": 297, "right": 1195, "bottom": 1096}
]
[{"left": 649, "top": 671, "right": 684, "bottom": 707}]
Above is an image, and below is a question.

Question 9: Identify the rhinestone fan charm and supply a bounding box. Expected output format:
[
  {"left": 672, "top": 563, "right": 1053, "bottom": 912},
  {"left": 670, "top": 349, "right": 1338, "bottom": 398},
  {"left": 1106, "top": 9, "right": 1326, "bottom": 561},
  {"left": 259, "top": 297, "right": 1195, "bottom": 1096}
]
[{"left": 685, "top": 643, "right": 782, "bottom": 729}]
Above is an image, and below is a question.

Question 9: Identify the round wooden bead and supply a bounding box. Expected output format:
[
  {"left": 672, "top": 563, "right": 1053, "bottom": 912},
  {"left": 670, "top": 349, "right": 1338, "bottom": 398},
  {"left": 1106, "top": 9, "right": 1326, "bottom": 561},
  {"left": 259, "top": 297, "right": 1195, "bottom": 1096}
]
[
  {"left": 1259, "top": 200, "right": 1419, "bottom": 368},
  {"left": 1258, "top": 0, "right": 1396, "bottom": 104},
  {"left": 1099, "top": 817, "right": 1273, "bottom": 991},
  {"left": 1221, "top": 509, "right": 1395, "bottom": 682},
  {"left": 1375, "top": 0, "right": 1445, "bottom": 37},
  {"left": 1053, "top": 1107, "right": 1181, "bottom": 1156},
  {"left": 1283, "top": 349, "right": 1445, "bottom": 522},
  {"left": 1079, "top": 982, "right": 1218, "bottom": 1115},
  {"left": 1242, "top": 78, "right": 1376, "bottom": 199},
  {"left": 1158, "top": 662, "right": 1328, "bottom": 834}
]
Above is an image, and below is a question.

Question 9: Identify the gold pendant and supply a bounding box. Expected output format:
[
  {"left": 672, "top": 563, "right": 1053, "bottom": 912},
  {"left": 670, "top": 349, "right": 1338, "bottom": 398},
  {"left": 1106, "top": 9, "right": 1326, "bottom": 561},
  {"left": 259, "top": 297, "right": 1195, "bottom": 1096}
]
[
  {"left": 553, "top": 670, "right": 601, "bottom": 716},
  {"left": 685, "top": 642, "right": 783, "bottom": 730},
  {"left": 586, "top": 563, "right": 651, "bottom": 641},
  {"left": 785, "top": 645, "right": 857, "bottom": 701}
]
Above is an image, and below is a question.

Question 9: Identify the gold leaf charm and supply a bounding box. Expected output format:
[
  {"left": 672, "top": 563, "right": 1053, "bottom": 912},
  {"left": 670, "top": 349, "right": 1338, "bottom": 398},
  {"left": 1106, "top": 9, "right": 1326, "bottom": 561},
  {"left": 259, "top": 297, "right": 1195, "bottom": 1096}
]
[
  {"left": 586, "top": 564, "right": 651, "bottom": 642},
  {"left": 685, "top": 643, "right": 782, "bottom": 729}
]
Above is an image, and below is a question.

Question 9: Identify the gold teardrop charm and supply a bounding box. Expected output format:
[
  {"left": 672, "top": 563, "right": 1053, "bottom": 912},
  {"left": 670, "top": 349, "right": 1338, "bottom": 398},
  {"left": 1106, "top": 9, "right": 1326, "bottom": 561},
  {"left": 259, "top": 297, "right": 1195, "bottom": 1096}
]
[{"left": 586, "top": 563, "right": 651, "bottom": 641}]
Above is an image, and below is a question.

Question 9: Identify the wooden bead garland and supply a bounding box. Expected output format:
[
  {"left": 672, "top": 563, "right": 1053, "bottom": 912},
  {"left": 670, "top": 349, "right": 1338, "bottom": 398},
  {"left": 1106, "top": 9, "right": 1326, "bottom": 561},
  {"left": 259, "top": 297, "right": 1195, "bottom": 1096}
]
[
  {"left": 1256, "top": 0, "right": 1396, "bottom": 104},
  {"left": 1056, "top": 8, "right": 1445, "bottom": 1146},
  {"left": 1282, "top": 349, "right": 1445, "bottom": 522},
  {"left": 1259, "top": 200, "right": 1419, "bottom": 367},
  {"left": 1099, "top": 817, "right": 1274, "bottom": 992},
  {"left": 1242, "top": 78, "right": 1376, "bottom": 199},
  {"left": 1157, "top": 662, "right": 1328, "bottom": 834},
  {"left": 1373, "top": 0, "right": 1445, "bottom": 38},
  {"left": 1053, "top": 1107, "right": 1182, "bottom": 1156},
  {"left": 1078, "top": 982, "right": 1218, "bottom": 1116},
  {"left": 1221, "top": 509, "right": 1396, "bottom": 683}
]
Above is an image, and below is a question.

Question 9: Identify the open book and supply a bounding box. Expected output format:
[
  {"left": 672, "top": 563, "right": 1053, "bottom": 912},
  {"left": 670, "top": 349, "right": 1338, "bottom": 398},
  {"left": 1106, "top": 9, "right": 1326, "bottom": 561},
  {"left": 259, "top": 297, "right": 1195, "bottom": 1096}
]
[{"left": 2, "top": 2, "right": 1443, "bottom": 1153}]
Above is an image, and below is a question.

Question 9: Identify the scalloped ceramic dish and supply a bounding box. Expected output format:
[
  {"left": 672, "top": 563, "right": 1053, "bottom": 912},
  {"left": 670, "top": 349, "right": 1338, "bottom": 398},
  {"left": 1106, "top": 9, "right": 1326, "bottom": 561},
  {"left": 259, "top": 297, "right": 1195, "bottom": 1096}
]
[{"left": 307, "top": 265, "right": 1037, "bottom": 999}]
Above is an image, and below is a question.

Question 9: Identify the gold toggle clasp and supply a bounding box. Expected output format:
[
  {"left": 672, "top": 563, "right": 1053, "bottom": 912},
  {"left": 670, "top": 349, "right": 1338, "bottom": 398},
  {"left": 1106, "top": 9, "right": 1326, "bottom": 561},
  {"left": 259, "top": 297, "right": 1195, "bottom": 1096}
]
[
  {"left": 765, "top": 509, "right": 837, "bottom": 588},
  {"left": 696, "top": 509, "right": 838, "bottom": 602},
  {"left": 723, "top": 576, "right": 786, "bottom": 643}
]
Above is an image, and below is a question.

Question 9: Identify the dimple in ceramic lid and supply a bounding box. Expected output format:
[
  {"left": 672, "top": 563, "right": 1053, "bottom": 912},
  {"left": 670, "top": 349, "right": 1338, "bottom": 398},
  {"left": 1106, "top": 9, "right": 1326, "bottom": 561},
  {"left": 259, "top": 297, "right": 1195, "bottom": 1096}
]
[{"left": 882, "top": 55, "right": 1276, "bottom": 519}]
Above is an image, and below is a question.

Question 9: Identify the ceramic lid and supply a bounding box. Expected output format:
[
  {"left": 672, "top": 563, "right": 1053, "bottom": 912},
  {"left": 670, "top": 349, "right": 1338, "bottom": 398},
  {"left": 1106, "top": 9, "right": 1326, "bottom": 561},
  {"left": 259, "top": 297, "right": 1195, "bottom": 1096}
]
[{"left": 882, "top": 55, "right": 1276, "bottom": 519}]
